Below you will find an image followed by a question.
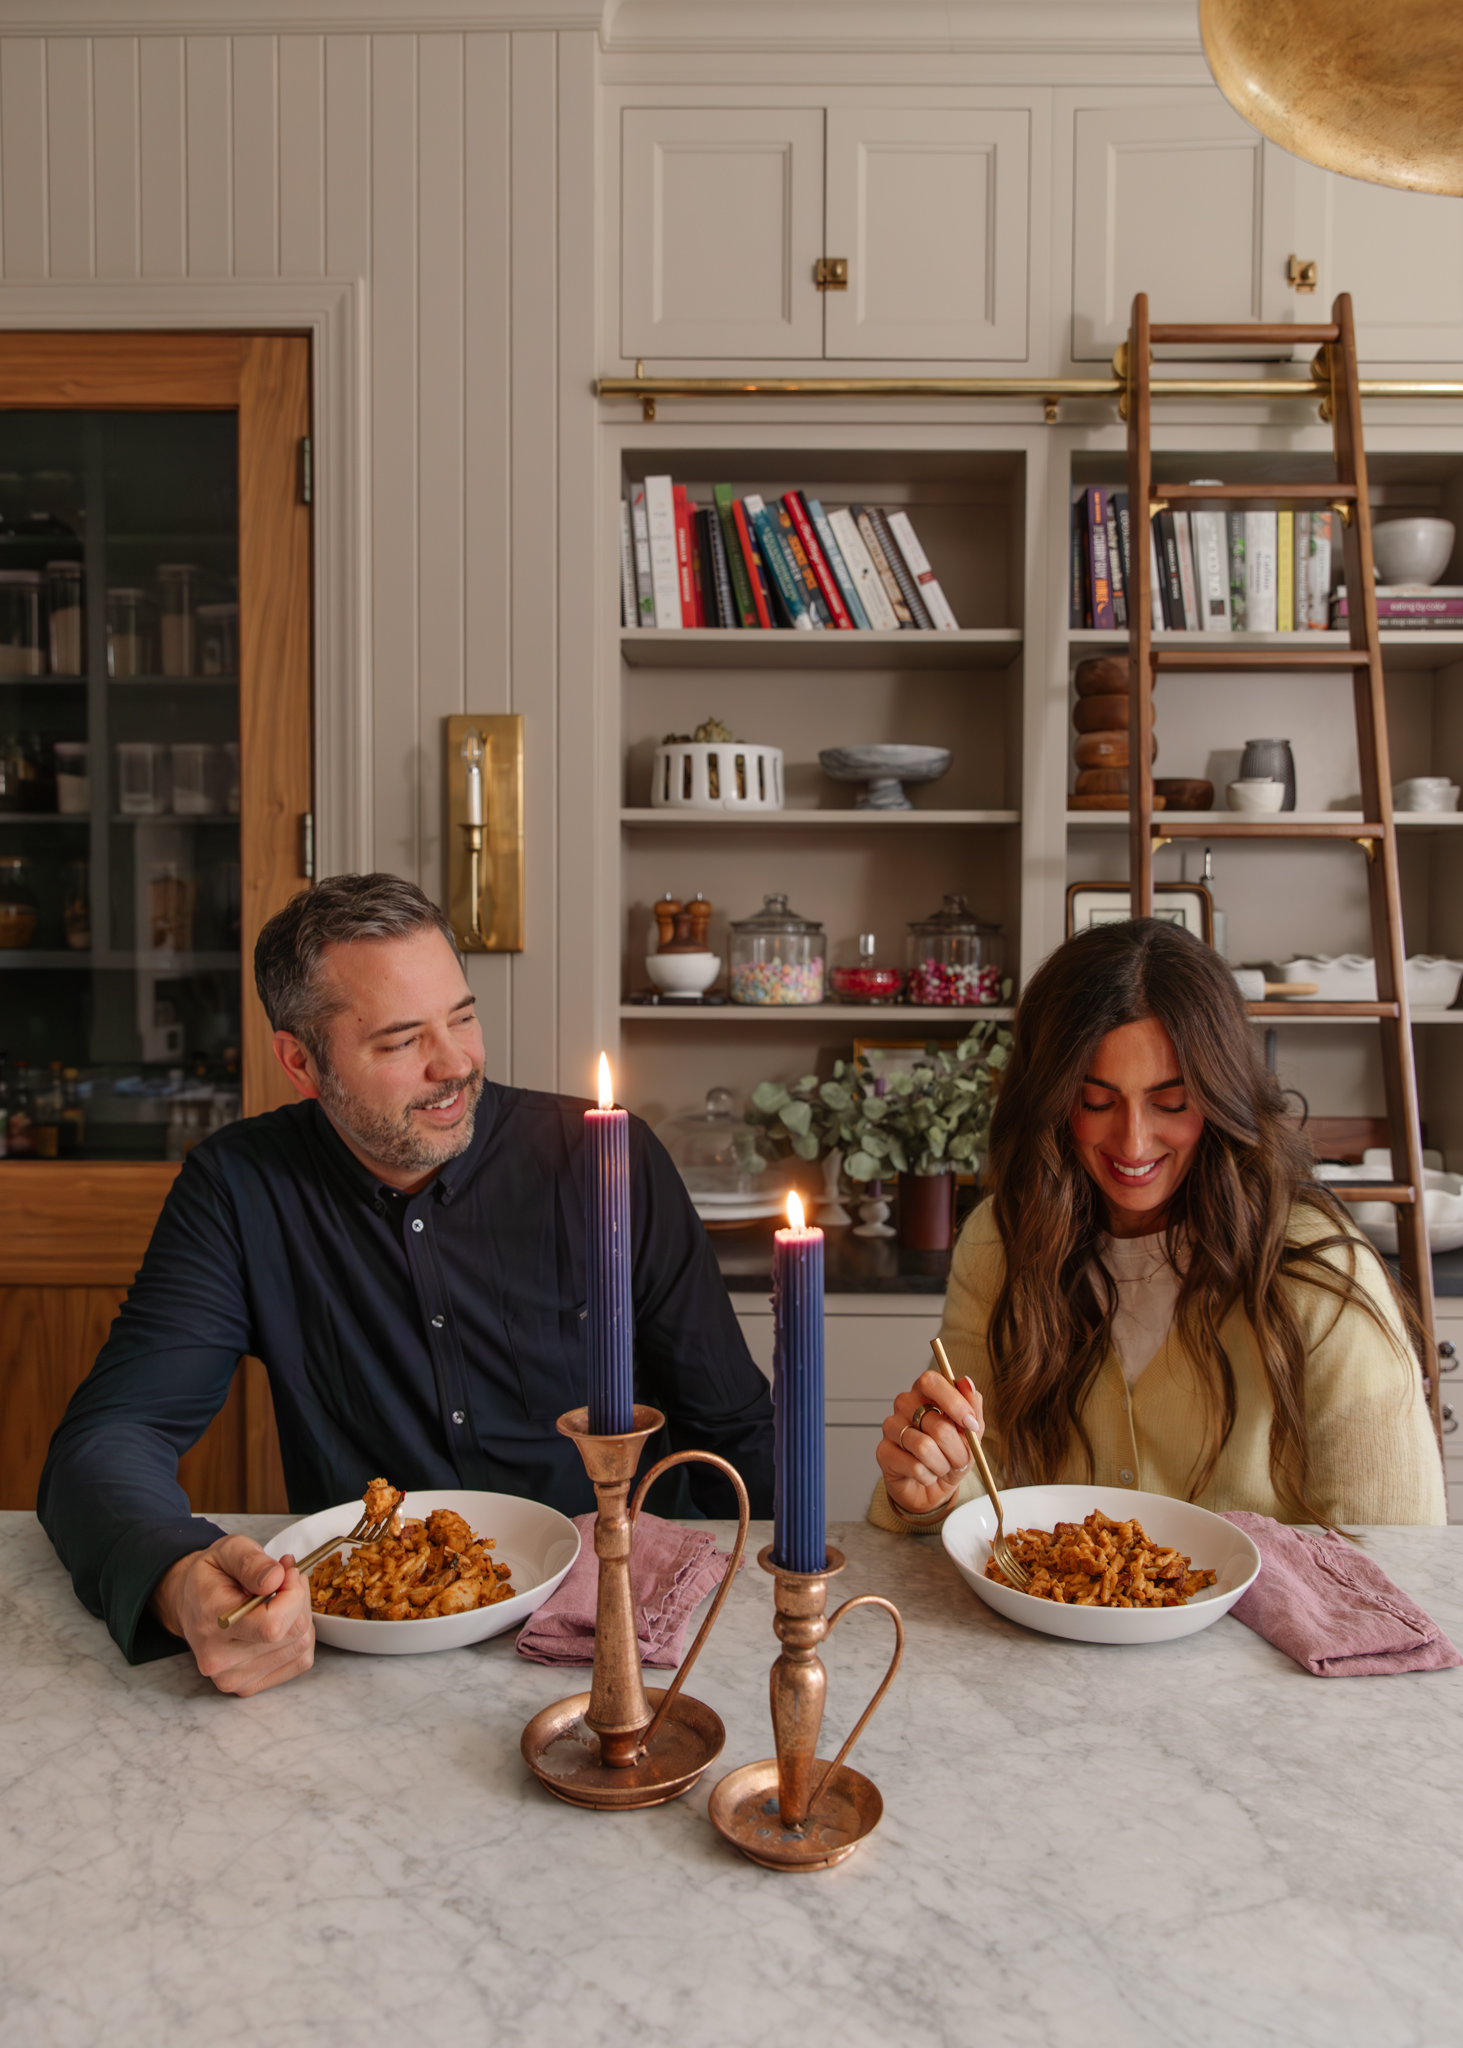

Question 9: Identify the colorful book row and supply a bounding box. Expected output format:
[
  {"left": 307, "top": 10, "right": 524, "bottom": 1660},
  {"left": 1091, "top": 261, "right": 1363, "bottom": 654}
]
[
  {"left": 1071, "top": 487, "right": 1336, "bottom": 633},
  {"left": 620, "top": 478, "right": 961, "bottom": 632}
]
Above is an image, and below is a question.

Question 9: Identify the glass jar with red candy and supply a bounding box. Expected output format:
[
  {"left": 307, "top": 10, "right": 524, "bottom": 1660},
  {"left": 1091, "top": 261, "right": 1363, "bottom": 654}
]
[
  {"left": 830, "top": 932, "right": 905, "bottom": 1005},
  {"left": 906, "top": 894, "right": 1002, "bottom": 1007}
]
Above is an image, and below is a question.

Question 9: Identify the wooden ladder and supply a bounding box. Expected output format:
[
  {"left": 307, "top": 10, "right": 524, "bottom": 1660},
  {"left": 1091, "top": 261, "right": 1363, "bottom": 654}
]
[{"left": 1123, "top": 291, "right": 1439, "bottom": 1429}]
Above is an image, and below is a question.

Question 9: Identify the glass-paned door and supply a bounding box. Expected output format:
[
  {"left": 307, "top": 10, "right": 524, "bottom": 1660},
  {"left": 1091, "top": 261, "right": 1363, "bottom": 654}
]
[{"left": 0, "top": 410, "right": 243, "bottom": 1161}]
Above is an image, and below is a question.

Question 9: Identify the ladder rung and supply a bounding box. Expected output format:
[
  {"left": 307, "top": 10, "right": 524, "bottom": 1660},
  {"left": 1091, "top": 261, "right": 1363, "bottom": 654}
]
[
  {"left": 1327, "top": 1185, "right": 1415, "bottom": 1204},
  {"left": 1157, "top": 484, "right": 1355, "bottom": 508},
  {"left": 1246, "top": 1001, "right": 1401, "bottom": 1019},
  {"left": 1148, "top": 323, "right": 1339, "bottom": 345},
  {"left": 1152, "top": 819, "right": 1385, "bottom": 841},
  {"left": 1153, "top": 649, "right": 1370, "bottom": 671}
]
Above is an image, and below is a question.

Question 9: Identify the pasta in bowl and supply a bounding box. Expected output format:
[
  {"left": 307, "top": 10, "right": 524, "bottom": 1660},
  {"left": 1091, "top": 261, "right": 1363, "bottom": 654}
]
[{"left": 942, "top": 1484, "right": 1262, "bottom": 1645}]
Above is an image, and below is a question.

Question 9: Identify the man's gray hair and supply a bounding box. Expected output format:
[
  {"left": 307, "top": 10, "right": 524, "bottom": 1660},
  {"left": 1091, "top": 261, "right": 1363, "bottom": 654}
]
[{"left": 254, "top": 873, "right": 455, "bottom": 1065}]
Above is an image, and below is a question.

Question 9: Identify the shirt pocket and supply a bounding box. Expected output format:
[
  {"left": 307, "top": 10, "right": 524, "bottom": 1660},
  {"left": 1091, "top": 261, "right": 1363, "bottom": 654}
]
[{"left": 506, "top": 1306, "right": 588, "bottom": 1425}]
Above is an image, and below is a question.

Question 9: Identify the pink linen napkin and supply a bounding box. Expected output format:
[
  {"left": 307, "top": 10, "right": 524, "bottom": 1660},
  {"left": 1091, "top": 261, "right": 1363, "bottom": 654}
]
[
  {"left": 515, "top": 1511, "right": 741, "bottom": 1668},
  {"left": 1220, "top": 1511, "right": 1463, "bottom": 1678}
]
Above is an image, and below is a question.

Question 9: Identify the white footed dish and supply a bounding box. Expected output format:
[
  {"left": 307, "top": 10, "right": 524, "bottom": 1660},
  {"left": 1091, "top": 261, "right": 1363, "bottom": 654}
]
[
  {"left": 267, "top": 1489, "right": 581, "bottom": 1655},
  {"left": 942, "top": 1484, "right": 1261, "bottom": 1645}
]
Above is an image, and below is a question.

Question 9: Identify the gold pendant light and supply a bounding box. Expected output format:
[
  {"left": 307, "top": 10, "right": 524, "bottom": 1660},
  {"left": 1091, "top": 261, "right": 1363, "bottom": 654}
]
[{"left": 1201, "top": 0, "right": 1463, "bottom": 196}]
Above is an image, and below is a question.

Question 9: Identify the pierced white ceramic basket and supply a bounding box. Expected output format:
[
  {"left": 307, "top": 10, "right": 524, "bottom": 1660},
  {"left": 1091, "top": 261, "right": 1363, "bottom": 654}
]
[
  {"left": 1277, "top": 954, "right": 1463, "bottom": 1008},
  {"left": 651, "top": 740, "right": 783, "bottom": 812}
]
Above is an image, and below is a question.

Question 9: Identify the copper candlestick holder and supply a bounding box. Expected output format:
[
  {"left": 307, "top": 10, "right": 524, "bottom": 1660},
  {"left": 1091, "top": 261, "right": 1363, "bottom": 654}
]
[
  {"left": 709, "top": 1544, "right": 903, "bottom": 1871},
  {"left": 520, "top": 1403, "right": 750, "bottom": 1810}
]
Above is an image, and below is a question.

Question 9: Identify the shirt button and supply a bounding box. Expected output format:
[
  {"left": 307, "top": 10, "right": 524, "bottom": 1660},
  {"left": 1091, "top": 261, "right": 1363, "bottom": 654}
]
[
  {"left": 1119, "top": 1469, "right": 1135, "bottom": 1485},
  {"left": 412, "top": 1218, "right": 424, "bottom": 1233},
  {"left": 452, "top": 1410, "right": 465, "bottom": 1425},
  {"left": 431, "top": 1314, "right": 444, "bottom": 1329}
]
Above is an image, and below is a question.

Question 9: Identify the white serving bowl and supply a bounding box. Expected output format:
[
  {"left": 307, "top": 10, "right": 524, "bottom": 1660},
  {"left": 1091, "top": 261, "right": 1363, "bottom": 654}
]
[
  {"left": 1372, "top": 516, "right": 1455, "bottom": 587},
  {"left": 942, "top": 1484, "right": 1262, "bottom": 1645},
  {"left": 645, "top": 950, "right": 721, "bottom": 995},
  {"left": 1393, "top": 778, "right": 1461, "bottom": 813},
  {"left": 266, "top": 1489, "right": 581, "bottom": 1655},
  {"left": 1227, "top": 778, "right": 1286, "bottom": 813},
  {"left": 1314, "top": 1162, "right": 1463, "bottom": 1253}
]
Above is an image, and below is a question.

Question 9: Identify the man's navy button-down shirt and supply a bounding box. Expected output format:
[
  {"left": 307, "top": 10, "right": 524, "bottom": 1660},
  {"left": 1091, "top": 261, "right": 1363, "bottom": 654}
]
[{"left": 38, "top": 1084, "right": 774, "bottom": 1663}]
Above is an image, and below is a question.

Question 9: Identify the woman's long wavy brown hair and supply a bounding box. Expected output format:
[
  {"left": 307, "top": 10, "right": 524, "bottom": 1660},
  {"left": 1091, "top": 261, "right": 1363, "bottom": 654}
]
[{"left": 983, "top": 918, "right": 1419, "bottom": 1527}]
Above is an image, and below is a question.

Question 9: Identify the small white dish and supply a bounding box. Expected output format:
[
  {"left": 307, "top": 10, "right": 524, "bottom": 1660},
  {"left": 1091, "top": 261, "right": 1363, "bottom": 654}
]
[
  {"left": 942, "top": 1484, "right": 1262, "bottom": 1646},
  {"left": 1372, "top": 517, "right": 1455, "bottom": 587},
  {"left": 266, "top": 1489, "right": 580, "bottom": 1655},
  {"left": 1227, "top": 778, "right": 1286, "bottom": 813},
  {"left": 645, "top": 950, "right": 721, "bottom": 995},
  {"left": 1393, "top": 779, "right": 1461, "bottom": 813}
]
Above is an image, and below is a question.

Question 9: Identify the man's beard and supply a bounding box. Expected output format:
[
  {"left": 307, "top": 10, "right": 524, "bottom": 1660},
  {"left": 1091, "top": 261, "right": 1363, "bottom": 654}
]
[{"left": 318, "top": 1063, "right": 485, "bottom": 1176}]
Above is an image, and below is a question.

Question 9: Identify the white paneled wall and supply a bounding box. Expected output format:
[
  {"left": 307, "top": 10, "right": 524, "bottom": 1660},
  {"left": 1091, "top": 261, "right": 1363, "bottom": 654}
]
[{"left": 0, "top": 27, "right": 600, "bottom": 1098}]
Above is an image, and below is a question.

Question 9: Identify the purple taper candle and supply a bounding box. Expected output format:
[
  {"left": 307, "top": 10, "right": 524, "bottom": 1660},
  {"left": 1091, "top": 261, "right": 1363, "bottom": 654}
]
[
  {"left": 773, "top": 1191, "right": 826, "bottom": 1573},
  {"left": 585, "top": 1053, "right": 634, "bottom": 1435}
]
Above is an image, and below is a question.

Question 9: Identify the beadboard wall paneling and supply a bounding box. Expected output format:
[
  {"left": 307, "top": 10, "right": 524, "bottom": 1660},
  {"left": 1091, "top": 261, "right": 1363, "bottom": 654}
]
[{"left": 0, "top": 24, "right": 592, "bottom": 1094}]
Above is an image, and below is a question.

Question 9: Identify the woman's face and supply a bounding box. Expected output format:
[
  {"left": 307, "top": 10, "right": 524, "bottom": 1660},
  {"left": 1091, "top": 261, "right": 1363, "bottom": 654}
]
[{"left": 1069, "top": 1016, "right": 1205, "bottom": 1237}]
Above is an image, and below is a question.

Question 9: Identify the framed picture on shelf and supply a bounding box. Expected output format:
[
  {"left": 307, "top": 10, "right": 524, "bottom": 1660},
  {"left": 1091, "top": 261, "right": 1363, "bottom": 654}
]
[
  {"left": 853, "top": 1036, "right": 965, "bottom": 1079},
  {"left": 1065, "top": 882, "right": 1213, "bottom": 944}
]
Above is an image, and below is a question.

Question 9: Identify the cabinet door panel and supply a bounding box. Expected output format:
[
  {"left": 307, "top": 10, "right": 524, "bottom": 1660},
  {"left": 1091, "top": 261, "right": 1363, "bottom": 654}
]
[
  {"left": 1071, "top": 102, "right": 1266, "bottom": 359},
  {"left": 621, "top": 108, "right": 825, "bottom": 360},
  {"left": 1295, "top": 166, "right": 1463, "bottom": 361},
  {"left": 825, "top": 109, "right": 1030, "bottom": 361}
]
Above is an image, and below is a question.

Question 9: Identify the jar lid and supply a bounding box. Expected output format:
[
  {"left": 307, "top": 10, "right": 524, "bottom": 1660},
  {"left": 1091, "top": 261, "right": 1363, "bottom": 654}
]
[
  {"left": 45, "top": 559, "right": 81, "bottom": 576},
  {"left": 196, "top": 602, "right": 239, "bottom": 618},
  {"left": 156, "top": 563, "right": 198, "bottom": 577},
  {"left": 108, "top": 586, "right": 152, "bottom": 599},
  {"left": 729, "top": 891, "right": 823, "bottom": 934},
  {"left": 0, "top": 570, "right": 41, "bottom": 584},
  {"left": 907, "top": 892, "right": 1000, "bottom": 935}
]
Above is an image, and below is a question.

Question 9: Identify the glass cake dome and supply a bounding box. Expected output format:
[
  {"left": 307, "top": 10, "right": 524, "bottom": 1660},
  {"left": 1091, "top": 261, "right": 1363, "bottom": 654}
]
[{"left": 657, "top": 1087, "right": 790, "bottom": 1221}]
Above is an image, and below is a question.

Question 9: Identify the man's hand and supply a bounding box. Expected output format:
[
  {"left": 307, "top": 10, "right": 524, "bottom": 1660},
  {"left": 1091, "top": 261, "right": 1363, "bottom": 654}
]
[{"left": 150, "top": 1535, "right": 314, "bottom": 1696}]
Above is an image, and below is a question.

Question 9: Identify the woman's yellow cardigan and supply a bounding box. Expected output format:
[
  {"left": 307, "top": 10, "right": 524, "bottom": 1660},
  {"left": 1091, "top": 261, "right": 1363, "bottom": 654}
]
[{"left": 868, "top": 1198, "right": 1445, "bottom": 1532}]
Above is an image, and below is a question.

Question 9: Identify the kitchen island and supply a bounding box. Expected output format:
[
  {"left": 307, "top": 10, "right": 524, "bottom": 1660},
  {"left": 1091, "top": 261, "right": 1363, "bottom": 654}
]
[{"left": 3, "top": 1512, "right": 1460, "bottom": 2048}]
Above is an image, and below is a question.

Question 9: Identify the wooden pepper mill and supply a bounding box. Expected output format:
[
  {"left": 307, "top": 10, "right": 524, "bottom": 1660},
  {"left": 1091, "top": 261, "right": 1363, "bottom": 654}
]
[
  {"left": 654, "top": 892, "right": 713, "bottom": 952},
  {"left": 1069, "top": 655, "right": 1163, "bottom": 811}
]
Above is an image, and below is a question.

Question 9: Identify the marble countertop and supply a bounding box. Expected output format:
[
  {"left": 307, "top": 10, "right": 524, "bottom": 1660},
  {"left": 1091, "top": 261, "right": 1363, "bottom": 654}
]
[{"left": 4, "top": 1512, "right": 1461, "bottom": 2048}]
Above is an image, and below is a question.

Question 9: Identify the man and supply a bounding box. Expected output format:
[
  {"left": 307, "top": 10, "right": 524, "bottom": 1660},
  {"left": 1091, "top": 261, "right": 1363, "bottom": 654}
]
[{"left": 39, "top": 874, "right": 774, "bottom": 1696}]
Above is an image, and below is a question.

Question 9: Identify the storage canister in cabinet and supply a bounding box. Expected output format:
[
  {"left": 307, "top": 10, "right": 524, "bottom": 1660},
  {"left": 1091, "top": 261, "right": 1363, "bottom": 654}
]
[
  {"left": 0, "top": 571, "right": 45, "bottom": 677},
  {"left": 906, "top": 894, "right": 1003, "bottom": 1006},
  {"left": 729, "top": 893, "right": 825, "bottom": 1005},
  {"left": 45, "top": 562, "right": 83, "bottom": 674},
  {"left": 157, "top": 564, "right": 198, "bottom": 677}
]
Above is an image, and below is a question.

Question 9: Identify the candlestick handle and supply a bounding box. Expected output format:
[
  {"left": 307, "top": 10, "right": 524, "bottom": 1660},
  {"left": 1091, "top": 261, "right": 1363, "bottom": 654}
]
[
  {"left": 629, "top": 1450, "right": 750, "bottom": 1753},
  {"left": 803, "top": 1593, "right": 904, "bottom": 1826}
]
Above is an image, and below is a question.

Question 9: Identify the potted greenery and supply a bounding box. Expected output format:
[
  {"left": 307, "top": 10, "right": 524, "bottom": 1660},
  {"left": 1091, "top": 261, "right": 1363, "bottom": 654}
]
[{"left": 746, "top": 1018, "right": 1012, "bottom": 1249}]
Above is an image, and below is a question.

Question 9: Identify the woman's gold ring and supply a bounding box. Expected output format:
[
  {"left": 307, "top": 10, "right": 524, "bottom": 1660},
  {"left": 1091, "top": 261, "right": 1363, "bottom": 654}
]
[
  {"left": 898, "top": 1424, "right": 917, "bottom": 1452},
  {"left": 910, "top": 1403, "right": 935, "bottom": 1430}
]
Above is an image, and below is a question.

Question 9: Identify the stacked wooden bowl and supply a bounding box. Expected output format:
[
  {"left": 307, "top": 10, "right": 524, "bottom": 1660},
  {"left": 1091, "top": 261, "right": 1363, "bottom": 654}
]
[{"left": 1069, "top": 656, "right": 1212, "bottom": 813}]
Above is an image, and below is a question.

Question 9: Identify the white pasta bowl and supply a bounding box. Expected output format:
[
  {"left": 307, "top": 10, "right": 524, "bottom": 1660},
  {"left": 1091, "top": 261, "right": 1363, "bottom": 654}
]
[
  {"left": 942, "top": 1484, "right": 1262, "bottom": 1645},
  {"left": 1227, "top": 778, "right": 1286, "bottom": 813},
  {"left": 266, "top": 1489, "right": 581, "bottom": 1655}
]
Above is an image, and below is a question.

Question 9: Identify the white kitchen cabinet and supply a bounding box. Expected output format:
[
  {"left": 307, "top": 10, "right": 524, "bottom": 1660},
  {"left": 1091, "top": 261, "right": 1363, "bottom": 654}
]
[
  {"left": 620, "top": 107, "right": 827, "bottom": 361},
  {"left": 1437, "top": 1312, "right": 1463, "bottom": 1522},
  {"left": 824, "top": 108, "right": 1030, "bottom": 362},
  {"left": 1291, "top": 165, "right": 1463, "bottom": 364},
  {"left": 735, "top": 1296, "right": 944, "bottom": 1519}
]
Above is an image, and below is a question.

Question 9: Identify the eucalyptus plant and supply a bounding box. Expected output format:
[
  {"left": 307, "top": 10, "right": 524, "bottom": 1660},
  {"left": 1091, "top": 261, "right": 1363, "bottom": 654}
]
[{"left": 746, "top": 1015, "right": 1013, "bottom": 1183}]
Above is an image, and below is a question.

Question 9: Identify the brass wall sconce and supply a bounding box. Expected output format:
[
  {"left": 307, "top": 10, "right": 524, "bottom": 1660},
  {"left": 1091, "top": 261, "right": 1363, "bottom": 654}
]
[{"left": 445, "top": 714, "right": 524, "bottom": 952}]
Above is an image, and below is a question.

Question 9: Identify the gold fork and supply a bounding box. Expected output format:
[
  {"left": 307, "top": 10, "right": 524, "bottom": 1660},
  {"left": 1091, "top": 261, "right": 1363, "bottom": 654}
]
[
  {"left": 929, "top": 1338, "right": 1031, "bottom": 1592},
  {"left": 217, "top": 1505, "right": 400, "bottom": 1629}
]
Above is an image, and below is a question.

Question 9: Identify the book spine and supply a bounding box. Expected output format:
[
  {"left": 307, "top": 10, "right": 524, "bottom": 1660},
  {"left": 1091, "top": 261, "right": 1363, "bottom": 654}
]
[
  {"left": 1307, "top": 511, "right": 1332, "bottom": 631},
  {"left": 1106, "top": 496, "right": 1127, "bottom": 628},
  {"left": 745, "top": 495, "right": 813, "bottom": 628},
  {"left": 705, "top": 503, "right": 739, "bottom": 630},
  {"left": 714, "top": 483, "right": 758, "bottom": 628},
  {"left": 786, "top": 492, "right": 854, "bottom": 628},
  {"left": 618, "top": 500, "right": 637, "bottom": 628},
  {"left": 830, "top": 508, "right": 898, "bottom": 630},
  {"left": 854, "top": 506, "right": 915, "bottom": 626},
  {"left": 886, "top": 508, "right": 960, "bottom": 630},
  {"left": 673, "top": 486, "right": 699, "bottom": 626},
  {"left": 1148, "top": 518, "right": 1166, "bottom": 630},
  {"left": 1294, "top": 510, "right": 1311, "bottom": 628},
  {"left": 1085, "top": 487, "right": 1114, "bottom": 631},
  {"left": 644, "top": 474, "right": 682, "bottom": 628},
  {"left": 1174, "top": 512, "right": 1200, "bottom": 632},
  {"left": 630, "top": 486, "right": 656, "bottom": 627},
  {"left": 871, "top": 507, "right": 936, "bottom": 629},
  {"left": 1227, "top": 511, "right": 1247, "bottom": 630},
  {"left": 1159, "top": 512, "right": 1185, "bottom": 627},
  {"left": 776, "top": 505, "right": 830, "bottom": 626},
  {"left": 1114, "top": 491, "right": 1133, "bottom": 602},
  {"left": 1073, "top": 498, "right": 1089, "bottom": 628},
  {"left": 696, "top": 508, "right": 721, "bottom": 626},
  {"left": 1192, "top": 510, "right": 1230, "bottom": 631},
  {"left": 732, "top": 498, "right": 773, "bottom": 629},
  {"left": 1277, "top": 512, "right": 1293, "bottom": 632},
  {"left": 1245, "top": 511, "right": 1278, "bottom": 632},
  {"left": 807, "top": 496, "right": 871, "bottom": 628}
]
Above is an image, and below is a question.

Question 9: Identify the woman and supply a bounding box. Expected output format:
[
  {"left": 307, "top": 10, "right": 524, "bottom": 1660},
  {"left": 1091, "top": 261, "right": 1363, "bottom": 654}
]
[{"left": 871, "top": 919, "right": 1443, "bottom": 1533}]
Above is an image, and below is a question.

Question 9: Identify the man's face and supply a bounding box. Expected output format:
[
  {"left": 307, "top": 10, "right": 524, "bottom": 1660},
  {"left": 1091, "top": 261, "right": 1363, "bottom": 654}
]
[{"left": 275, "top": 927, "right": 486, "bottom": 1189}]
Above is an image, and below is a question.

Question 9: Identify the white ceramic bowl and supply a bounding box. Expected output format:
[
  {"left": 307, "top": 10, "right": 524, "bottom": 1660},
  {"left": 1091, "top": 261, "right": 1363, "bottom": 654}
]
[
  {"left": 1372, "top": 516, "right": 1456, "bottom": 587},
  {"left": 942, "top": 1484, "right": 1262, "bottom": 1645},
  {"left": 645, "top": 950, "right": 721, "bottom": 995},
  {"left": 1393, "top": 778, "right": 1461, "bottom": 813},
  {"left": 1227, "top": 778, "right": 1286, "bottom": 813},
  {"left": 267, "top": 1489, "right": 581, "bottom": 1654},
  {"left": 1314, "top": 1163, "right": 1463, "bottom": 1253}
]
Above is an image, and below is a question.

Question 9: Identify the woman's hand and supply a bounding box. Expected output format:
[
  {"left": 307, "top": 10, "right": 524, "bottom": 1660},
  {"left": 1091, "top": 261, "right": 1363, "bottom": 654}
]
[{"left": 876, "top": 1367, "right": 985, "bottom": 1517}]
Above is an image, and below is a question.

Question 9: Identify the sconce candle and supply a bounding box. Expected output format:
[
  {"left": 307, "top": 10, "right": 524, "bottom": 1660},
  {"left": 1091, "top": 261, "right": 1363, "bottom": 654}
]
[
  {"left": 585, "top": 1053, "right": 635, "bottom": 1435},
  {"left": 773, "top": 1192, "right": 826, "bottom": 1573},
  {"left": 463, "top": 732, "right": 484, "bottom": 826}
]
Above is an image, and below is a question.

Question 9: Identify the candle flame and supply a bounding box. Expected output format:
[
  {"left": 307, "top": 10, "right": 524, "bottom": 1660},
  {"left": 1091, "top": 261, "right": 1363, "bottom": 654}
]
[
  {"left": 597, "top": 1053, "right": 614, "bottom": 1110},
  {"left": 786, "top": 1191, "right": 805, "bottom": 1232}
]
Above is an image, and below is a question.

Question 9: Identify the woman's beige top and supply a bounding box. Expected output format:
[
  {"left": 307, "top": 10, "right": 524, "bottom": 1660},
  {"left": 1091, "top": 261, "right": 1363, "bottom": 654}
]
[
  {"left": 1097, "top": 1228, "right": 1185, "bottom": 1387},
  {"left": 869, "top": 1197, "right": 1444, "bottom": 1532}
]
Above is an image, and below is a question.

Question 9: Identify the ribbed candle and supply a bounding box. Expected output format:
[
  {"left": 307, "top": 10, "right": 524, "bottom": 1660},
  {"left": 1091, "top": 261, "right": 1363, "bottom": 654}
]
[
  {"left": 585, "top": 1057, "right": 634, "bottom": 1436},
  {"left": 772, "top": 1197, "right": 826, "bottom": 1573}
]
